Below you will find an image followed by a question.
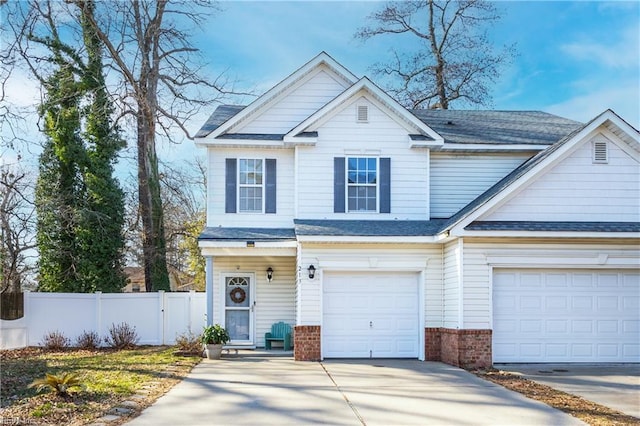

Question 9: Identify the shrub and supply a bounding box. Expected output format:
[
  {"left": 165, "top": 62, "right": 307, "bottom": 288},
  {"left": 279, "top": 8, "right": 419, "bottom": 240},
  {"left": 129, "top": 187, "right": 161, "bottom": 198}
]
[
  {"left": 175, "top": 331, "right": 202, "bottom": 353},
  {"left": 75, "top": 330, "right": 101, "bottom": 349},
  {"left": 40, "top": 330, "right": 70, "bottom": 350},
  {"left": 104, "top": 322, "right": 139, "bottom": 349},
  {"left": 29, "top": 372, "right": 85, "bottom": 397},
  {"left": 201, "top": 324, "right": 230, "bottom": 345}
]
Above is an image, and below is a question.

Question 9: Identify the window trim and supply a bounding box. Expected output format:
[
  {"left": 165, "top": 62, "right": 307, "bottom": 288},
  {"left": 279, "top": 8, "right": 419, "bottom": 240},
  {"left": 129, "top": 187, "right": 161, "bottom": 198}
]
[
  {"left": 345, "top": 156, "right": 379, "bottom": 213},
  {"left": 237, "top": 158, "right": 265, "bottom": 213}
]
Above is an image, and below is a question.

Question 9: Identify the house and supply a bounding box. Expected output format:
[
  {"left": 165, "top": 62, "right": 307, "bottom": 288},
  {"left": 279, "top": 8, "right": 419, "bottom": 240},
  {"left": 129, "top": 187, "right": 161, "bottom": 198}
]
[
  {"left": 122, "top": 266, "right": 197, "bottom": 292},
  {"left": 195, "top": 52, "right": 640, "bottom": 368}
]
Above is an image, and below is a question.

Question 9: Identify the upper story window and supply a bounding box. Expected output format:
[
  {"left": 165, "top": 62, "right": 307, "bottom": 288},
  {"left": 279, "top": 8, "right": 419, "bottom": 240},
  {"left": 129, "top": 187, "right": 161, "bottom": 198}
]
[
  {"left": 347, "top": 157, "right": 377, "bottom": 211},
  {"left": 334, "top": 156, "right": 390, "bottom": 214},
  {"left": 225, "top": 158, "right": 276, "bottom": 214},
  {"left": 239, "top": 159, "right": 263, "bottom": 212}
]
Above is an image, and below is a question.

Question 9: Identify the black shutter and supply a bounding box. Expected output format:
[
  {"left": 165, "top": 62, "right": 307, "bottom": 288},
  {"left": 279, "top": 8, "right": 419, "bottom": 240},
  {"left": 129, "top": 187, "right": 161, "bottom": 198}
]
[
  {"left": 334, "top": 157, "right": 346, "bottom": 213},
  {"left": 265, "top": 159, "right": 276, "bottom": 214},
  {"left": 379, "top": 157, "right": 391, "bottom": 213},
  {"left": 225, "top": 158, "right": 237, "bottom": 213}
]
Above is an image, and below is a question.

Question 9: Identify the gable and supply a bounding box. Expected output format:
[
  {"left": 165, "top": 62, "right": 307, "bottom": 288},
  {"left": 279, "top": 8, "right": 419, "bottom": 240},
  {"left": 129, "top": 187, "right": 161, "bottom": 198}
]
[
  {"left": 481, "top": 131, "right": 640, "bottom": 222},
  {"left": 236, "top": 67, "right": 351, "bottom": 134},
  {"left": 286, "top": 78, "right": 443, "bottom": 145}
]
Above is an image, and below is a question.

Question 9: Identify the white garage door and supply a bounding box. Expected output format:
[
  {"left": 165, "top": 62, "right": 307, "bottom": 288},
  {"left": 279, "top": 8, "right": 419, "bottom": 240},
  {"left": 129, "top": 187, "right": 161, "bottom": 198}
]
[
  {"left": 323, "top": 272, "right": 420, "bottom": 358},
  {"left": 493, "top": 269, "right": 640, "bottom": 363}
]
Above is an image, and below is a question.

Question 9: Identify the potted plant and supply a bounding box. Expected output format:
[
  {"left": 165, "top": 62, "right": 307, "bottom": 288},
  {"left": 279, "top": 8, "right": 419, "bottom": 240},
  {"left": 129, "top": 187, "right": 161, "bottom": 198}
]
[{"left": 201, "top": 324, "right": 230, "bottom": 359}]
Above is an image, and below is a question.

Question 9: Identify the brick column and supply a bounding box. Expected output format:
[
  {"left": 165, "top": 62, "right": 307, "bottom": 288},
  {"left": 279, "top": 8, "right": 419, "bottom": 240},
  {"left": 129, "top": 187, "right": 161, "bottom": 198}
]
[
  {"left": 425, "top": 327, "right": 492, "bottom": 369},
  {"left": 425, "top": 328, "right": 442, "bottom": 361},
  {"left": 294, "top": 325, "right": 321, "bottom": 361}
]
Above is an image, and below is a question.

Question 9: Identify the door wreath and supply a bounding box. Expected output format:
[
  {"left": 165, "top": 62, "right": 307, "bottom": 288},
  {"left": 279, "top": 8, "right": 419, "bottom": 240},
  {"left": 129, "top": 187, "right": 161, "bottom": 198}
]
[{"left": 229, "top": 286, "right": 246, "bottom": 304}]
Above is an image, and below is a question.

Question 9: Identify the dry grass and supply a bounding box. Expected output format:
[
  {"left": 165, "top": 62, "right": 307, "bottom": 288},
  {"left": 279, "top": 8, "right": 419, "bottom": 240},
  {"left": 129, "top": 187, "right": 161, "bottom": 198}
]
[
  {"left": 474, "top": 369, "right": 639, "bottom": 426},
  {"left": 0, "top": 346, "right": 201, "bottom": 425}
]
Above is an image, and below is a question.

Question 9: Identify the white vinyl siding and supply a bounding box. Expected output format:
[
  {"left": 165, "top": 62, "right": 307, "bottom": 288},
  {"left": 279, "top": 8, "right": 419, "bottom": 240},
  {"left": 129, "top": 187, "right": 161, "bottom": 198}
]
[
  {"left": 207, "top": 147, "right": 294, "bottom": 227},
  {"left": 212, "top": 257, "right": 296, "bottom": 348},
  {"left": 485, "top": 134, "right": 640, "bottom": 222},
  {"left": 443, "top": 240, "right": 461, "bottom": 328},
  {"left": 237, "top": 68, "right": 350, "bottom": 134},
  {"left": 430, "top": 152, "right": 532, "bottom": 218},
  {"left": 297, "top": 97, "right": 429, "bottom": 220}
]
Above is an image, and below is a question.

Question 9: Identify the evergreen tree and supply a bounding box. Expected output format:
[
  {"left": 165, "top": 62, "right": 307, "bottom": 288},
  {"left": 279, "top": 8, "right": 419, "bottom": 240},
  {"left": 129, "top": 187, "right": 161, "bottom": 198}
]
[
  {"left": 34, "top": 1, "right": 126, "bottom": 292},
  {"left": 36, "top": 63, "right": 86, "bottom": 292},
  {"left": 75, "top": 0, "right": 126, "bottom": 292}
]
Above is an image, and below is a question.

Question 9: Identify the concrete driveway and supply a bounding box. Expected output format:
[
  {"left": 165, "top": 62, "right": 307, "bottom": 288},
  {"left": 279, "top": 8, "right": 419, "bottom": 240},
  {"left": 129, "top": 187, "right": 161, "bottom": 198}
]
[
  {"left": 499, "top": 364, "right": 640, "bottom": 419},
  {"left": 127, "top": 357, "right": 583, "bottom": 425}
]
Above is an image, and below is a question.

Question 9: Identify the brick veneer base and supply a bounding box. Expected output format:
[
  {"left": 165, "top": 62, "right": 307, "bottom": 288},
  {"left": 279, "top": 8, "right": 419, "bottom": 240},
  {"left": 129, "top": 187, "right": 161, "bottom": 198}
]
[
  {"left": 294, "top": 325, "right": 321, "bottom": 361},
  {"left": 425, "top": 328, "right": 492, "bottom": 369}
]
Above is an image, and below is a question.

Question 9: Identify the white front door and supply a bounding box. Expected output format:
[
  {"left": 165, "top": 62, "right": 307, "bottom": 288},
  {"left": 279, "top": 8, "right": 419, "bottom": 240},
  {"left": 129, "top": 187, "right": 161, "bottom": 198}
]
[{"left": 224, "top": 275, "right": 254, "bottom": 344}]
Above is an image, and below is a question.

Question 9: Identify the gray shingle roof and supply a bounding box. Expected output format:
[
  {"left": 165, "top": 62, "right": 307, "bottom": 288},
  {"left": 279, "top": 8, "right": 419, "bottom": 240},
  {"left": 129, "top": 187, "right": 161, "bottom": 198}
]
[
  {"left": 199, "top": 227, "right": 295, "bottom": 241},
  {"left": 218, "top": 133, "right": 284, "bottom": 141},
  {"left": 466, "top": 221, "right": 640, "bottom": 232},
  {"left": 411, "top": 110, "right": 582, "bottom": 146},
  {"left": 195, "top": 105, "right": 245, "bottom": 138},
  {"left": 294, "top": 219, "right": 448, "bottom": 236},
  {"left": 195, "top": 105, "right": 582, "bottom": 146}
]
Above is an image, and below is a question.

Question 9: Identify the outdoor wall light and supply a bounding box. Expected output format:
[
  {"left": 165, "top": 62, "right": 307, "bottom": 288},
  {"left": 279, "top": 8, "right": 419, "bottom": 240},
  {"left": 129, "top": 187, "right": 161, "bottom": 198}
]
[
  {"left": 266, "top": 267, "right": 274, "bottom": 282},
  {"left": 308, "top": 265, "right": 316, "bottom": 280}
]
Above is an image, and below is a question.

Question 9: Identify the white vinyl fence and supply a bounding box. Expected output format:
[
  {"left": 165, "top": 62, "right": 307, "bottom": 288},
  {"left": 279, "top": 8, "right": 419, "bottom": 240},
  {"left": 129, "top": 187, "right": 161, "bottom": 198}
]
[{"left": 0, "top": 291, "right": 206, "bottom": 350}]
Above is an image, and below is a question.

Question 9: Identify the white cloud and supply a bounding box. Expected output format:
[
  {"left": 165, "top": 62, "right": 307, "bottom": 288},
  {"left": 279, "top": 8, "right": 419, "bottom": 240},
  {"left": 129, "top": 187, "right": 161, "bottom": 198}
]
[
  {"left": 560, "top": 23, "right": 639, "bottom": 70},
  {"left": 545, "top": 81, "right": 640, "bottom": 128}
]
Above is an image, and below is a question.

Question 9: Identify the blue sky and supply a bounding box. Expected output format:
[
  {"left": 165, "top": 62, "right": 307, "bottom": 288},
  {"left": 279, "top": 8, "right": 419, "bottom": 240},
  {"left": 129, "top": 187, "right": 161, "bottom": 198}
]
[
  {"left": 191, "top": 0, "right": 639, "bottom": 131},
  {"left": 3, "top": 1, "right": 639, "bottom": 166}
]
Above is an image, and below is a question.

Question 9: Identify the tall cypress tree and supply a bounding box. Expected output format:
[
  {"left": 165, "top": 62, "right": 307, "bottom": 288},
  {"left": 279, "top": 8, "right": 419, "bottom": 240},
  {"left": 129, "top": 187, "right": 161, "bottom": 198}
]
[
  {"left": 35, "top": 1, "right": 126, "bottom": 292},
  {"left": 36, "top": 63, "right": 86, "bottom": 292},
  {"left": 76, "top": 0, "right": 126, "bottom": 292}
]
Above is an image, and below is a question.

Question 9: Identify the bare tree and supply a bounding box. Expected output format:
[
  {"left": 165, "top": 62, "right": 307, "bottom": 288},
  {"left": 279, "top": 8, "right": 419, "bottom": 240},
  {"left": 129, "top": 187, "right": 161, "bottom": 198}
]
[
  {"left": 0, "top": 164, "right": 37, "bottom": 293},
  {"left": 74, "top": 0, "right": 229, "bottom": 291},
  {"left": 123, "top": 158, "right": 206, "bottom": 291},
  {"left": 3, "top": 0, "right": 233, "bottom": 291},
  {"left": 356, "top": 0, "right": 515, "bottom": 109}
]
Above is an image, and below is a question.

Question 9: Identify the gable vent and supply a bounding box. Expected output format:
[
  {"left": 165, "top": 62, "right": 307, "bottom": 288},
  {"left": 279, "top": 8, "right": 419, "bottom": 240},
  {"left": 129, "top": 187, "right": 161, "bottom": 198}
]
[
  {"left": 356, "top": 105, "right": 369, "bottom": 123},
  {"left": 593, "top": 140, "right": 608, "bottom": 163}
]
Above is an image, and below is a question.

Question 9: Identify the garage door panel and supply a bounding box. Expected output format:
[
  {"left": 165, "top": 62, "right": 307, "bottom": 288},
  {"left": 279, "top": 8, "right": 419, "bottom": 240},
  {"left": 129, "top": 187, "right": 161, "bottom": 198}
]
[
  {"left": 623, "top": 344, "right": 639, "bottom": 357},
  {"left": 323, "top": 272, "right": 419, "bottom": 358},
  {"left": 494, "top": 269, "right": 640, "bottom": 363},
  {"left": 623, "top": 296, "right": 639, "bottom": 310}
]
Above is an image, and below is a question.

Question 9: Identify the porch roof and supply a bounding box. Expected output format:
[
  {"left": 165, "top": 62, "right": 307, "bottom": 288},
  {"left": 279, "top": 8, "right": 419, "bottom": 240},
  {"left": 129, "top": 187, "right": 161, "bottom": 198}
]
[
  {"left": 293, "top": 219, "right": 449, "bottom": 236},
  {"left": 199, "top": 227, "right": 296, "bottom": 241}
]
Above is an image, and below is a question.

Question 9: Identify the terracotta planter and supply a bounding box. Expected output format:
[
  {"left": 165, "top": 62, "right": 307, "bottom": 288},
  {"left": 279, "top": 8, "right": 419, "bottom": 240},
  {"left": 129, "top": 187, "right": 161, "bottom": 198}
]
[{"left": 204, "top": 343, "right": 223, "bottom": 359}]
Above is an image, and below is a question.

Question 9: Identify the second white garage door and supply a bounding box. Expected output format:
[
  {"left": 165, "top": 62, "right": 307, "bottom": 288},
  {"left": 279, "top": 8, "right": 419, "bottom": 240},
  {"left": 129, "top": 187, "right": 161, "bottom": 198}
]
[
  {"left": 493, "top": 269, "right": 640, "bottom": 363},
  {"left": 323, "top": 272, "right": 420, "bottom": 358}
]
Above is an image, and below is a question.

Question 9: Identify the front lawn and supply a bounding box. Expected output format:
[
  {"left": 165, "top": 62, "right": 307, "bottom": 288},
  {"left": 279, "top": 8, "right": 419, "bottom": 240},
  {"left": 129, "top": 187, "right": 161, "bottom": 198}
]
[{"left": 0, "top": 346, "right": 201, "bottom": 425}]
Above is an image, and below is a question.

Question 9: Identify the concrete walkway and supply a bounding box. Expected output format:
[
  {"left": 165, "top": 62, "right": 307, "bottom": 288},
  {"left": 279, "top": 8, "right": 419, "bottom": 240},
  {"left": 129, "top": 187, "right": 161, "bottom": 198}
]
[
  {"left": 127, "top": 357, "right": 583, "bottom": 425},
  {"left": 500, "top": 364, "right": 640, "bottom": 419}
]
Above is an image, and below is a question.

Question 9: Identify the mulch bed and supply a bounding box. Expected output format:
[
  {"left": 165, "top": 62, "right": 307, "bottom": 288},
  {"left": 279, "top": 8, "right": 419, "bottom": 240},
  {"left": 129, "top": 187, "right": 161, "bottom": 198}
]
[{"left": 473, "top": 369, "right": 639, "bottom": 426}]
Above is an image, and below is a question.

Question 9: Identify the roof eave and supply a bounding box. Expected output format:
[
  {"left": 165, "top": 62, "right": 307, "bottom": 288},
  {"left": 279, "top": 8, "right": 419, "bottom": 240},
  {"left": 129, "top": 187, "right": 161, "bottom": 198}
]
[
  {"left": 296, "top": 235, "right": 446, "bottom": 244},
  {"left": 452, "top": 230, "right": 640, "bottom": 239}
]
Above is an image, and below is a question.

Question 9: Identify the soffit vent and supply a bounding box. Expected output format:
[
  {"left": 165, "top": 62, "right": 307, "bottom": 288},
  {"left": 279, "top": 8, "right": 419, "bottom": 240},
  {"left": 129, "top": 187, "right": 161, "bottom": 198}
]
[
  {"left": 357, "top": 105, "right": 369, "bottom": 123},
  {"left": 593, "top": 140, "right": 608, "bottom": 163}
]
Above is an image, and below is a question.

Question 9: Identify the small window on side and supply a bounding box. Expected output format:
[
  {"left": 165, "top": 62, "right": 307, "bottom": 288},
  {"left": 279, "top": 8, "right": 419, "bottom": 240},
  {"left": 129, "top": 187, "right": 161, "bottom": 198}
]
[{"left": 593, "top": 140, "right": 608, "bottom": 164}]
